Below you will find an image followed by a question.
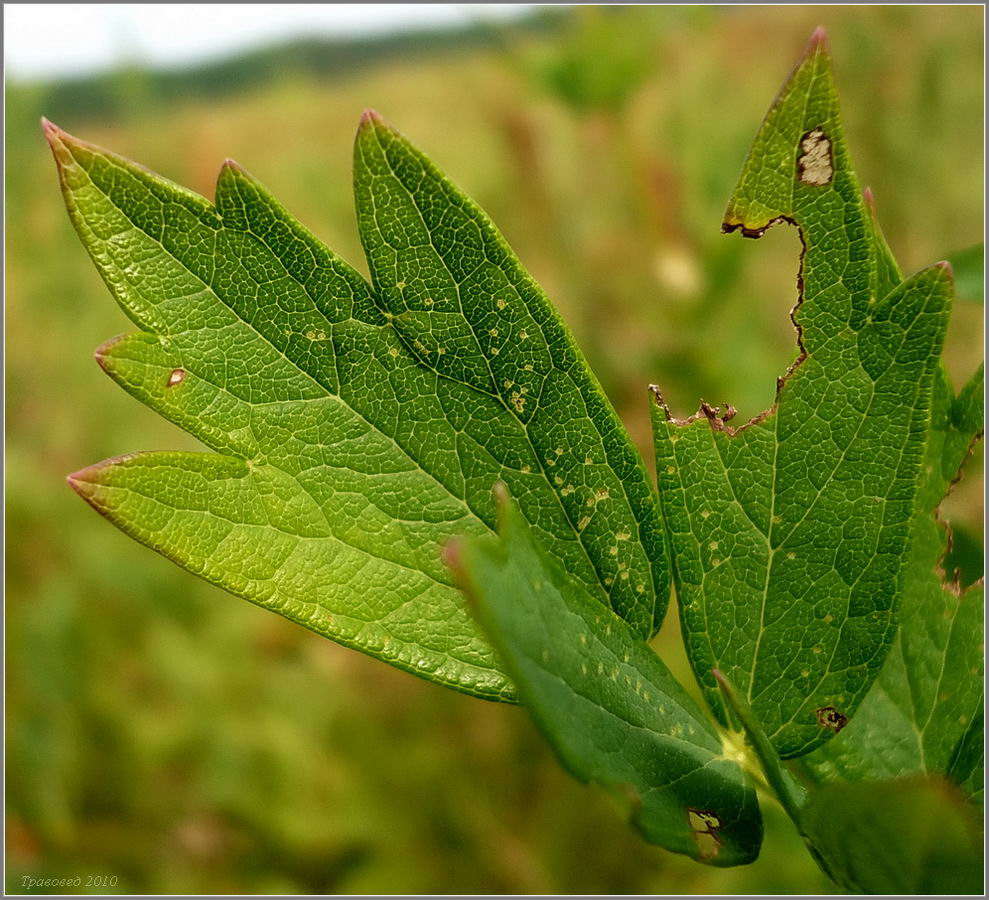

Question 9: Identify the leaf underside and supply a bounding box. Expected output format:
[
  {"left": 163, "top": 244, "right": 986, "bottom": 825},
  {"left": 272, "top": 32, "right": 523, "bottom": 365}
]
[
  {"left": 450, "top": 487, "right": 763, "bottom": 867},
  {"left": 650, "top": 33, "right": 952, "bottom": 758},
  {"left": 49, "top": 113, "right": 669, "bottom": 703}
]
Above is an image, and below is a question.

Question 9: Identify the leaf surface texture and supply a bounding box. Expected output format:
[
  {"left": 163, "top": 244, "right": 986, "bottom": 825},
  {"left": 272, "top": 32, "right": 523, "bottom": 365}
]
[
  {"left": 50, "top": 116, "right": 668, "bottom": 702},
  {"left": 450, "top": 487, "right": 763, "bottom": 867},
  {"left": 802, "top": 364, "right": 984, "bottom": 797},
  {"left": 650, "top": 36, "right": 952, "bottom": 757}
]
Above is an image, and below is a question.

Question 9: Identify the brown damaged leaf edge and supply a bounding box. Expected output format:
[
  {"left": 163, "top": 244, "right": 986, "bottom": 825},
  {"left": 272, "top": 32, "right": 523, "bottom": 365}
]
[
  {"left": 648, "top": 211, "right": 808, "bottom": 435},
  {"left": 650, "top": 248, "right": 954, "bottom": 434},
  {"left": 650, "top": 29, "right": 823, "bottom": 434},
  {"left": 935, "top": 419, "right": 986, "bottom": 598},
  {"left": 650, "top": 29, "right": 953, "bottom": 441}
]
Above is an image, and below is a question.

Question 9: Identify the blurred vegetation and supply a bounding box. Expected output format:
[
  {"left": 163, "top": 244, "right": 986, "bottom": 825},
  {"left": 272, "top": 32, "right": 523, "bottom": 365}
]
[{"left": 6, "top": 6, "right": 983, "bottom": 894}]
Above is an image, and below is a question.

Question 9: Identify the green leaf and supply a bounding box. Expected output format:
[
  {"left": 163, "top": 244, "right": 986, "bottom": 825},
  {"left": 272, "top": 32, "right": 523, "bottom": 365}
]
[
  {"left": 947, "top": 707, "right": 985, "bottom": 806},
  {"left": 352, "top": 111, "right": 668, "bottom": 636},
  {"left": 448, "top": 485, "right": 762, "bottom": 867},
  {"left": 801, "top": 364, "right": 984, "bottom": 796},
  {"left": 800, "top": 777, "right": 983, "bottom": 894},
  {"left": 650, "top": 31, "right": 952, "bottom": 757},
  {"left": 48, "top": 113, "right": 668, "bottom": 703},
  {"left": 712, "top": 670, "right": 807, "bottom": 825},
  {"left": 712, "top": 671, "right": 984, "bottom": 893}
]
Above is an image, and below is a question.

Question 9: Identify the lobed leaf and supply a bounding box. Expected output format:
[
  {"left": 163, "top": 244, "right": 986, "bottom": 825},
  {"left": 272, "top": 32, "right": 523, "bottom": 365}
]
[
  {"left": 650, "top": 32, "right": 952, "bottom": 757},
  {"left": 353, "top": 112, "right": 668, "bottom": 636},
  {"left": 49, "top": 113, "right": 668, "bottom": 703},
  {"left": 449, "top": 486, "right": 763, "bottom": 867}
]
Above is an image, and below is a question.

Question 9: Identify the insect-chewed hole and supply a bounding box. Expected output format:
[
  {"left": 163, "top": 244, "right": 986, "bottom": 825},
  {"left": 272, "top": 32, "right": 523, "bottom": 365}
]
[{"left": 815, "top": 706, "right": 848, "bottom": 732}]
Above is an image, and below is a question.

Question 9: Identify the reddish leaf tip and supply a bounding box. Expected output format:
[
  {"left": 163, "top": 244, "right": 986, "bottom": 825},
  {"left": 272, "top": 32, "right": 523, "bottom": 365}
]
[
  {"left": 41, "top": 117, "right": 64, "bottom": 150},
  {"left": 66, "top": 465, "right": 99, "bottom": 498},
  {"left": 808, "top": 26, "right": 829, "bottom": 51},
  {"left": 359, "top": 108, "right": 383, "bottom": 129},
  {"left": 93, "top": 334, "right": 125, "bottom": 370},
  {"left": 798, "top": 26, "right": 829, "bottom": 64},
  {"left": 488, "top": 481, "right": 515, "bottom": 534},
  {"left": 440, "top": 536, "right": 464, "bottom": 573},
  {"left": 66, "top": 453, "right": 140, "bottom": 505}
]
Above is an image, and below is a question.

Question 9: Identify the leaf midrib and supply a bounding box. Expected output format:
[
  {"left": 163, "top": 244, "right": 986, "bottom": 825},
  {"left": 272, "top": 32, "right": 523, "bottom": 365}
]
[
  {"left": 71, "top": 140, "right": 636, "bottom": 620},
  {"left": 721, "top": 277, "right": 938, "bottom": 712},
  {"left": 520, "top": 601, "right": 722, "bottom": 766},
  {"left": 76, "top": 457, "right": 513, "bottom": 689},
  {"left": 359, "top": 126, "right": 654, "bottom": 620},
  {"left": 68, "top": 152, "right": 528, "bottom": 604},
  {"left": 72, "top": 145, "right": 499, "bottom": 535}
]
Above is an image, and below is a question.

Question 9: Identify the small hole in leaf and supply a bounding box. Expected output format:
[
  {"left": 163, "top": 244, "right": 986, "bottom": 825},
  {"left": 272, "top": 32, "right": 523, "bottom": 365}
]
[{"left": 815, "top": 706, "right": 848, "bottom": 732}]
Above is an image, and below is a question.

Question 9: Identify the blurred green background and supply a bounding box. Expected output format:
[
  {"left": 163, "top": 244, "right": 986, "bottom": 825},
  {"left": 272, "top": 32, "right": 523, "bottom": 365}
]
[{"left": 6, "top": 6, "right": 983, "bottom": 894}]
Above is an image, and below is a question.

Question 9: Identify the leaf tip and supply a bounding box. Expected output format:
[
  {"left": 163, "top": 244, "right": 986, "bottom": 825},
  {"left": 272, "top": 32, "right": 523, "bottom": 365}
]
[
  {"left": 711, "top": 668, "right": 740, "bottom": 713},
  {"left": 41, "top": 116, "right": 61, "bottom": 143},
  {"left": 66, "top": 464, "right": 101, "bottom": 502},
  {"left": 491, "top": 479, "right": 510, "bottom": 505},
  {"left": 93, "top": 334, "right": 125, "bottom": 371},
  {"left": 805, "top": 26, "right": 829, "bottom": 56},
  {"left": 41, "top": 119, "right": 94, "bottom": 179},
  {"left": 440, "top": 535, "right": 465, "bottom": 574},
  {"left": 933, "top": 259, "right": 956, "bottom": 289},
  {"left": 711, "top": 669, "right": 734, "bottom": 699},
  {"left": 41, "top": 117, "right": 74, "bottom": 172},
  {"left": 217, "top": 158, "right": 252, "bottom": 194},
  {"left": 358, "top": 108, "right": 384, "bottom": 131},
  {"left": 67, "top": 453, "right": 141, "bottom": 511},
  {"left": 491, "top": 480, "right": 515, "bottom": 530}
]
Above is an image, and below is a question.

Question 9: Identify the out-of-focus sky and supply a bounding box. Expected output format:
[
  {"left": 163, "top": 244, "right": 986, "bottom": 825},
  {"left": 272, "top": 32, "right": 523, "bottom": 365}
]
[{"left": 4, "top": 3, "right": 540, "bottom": 80}]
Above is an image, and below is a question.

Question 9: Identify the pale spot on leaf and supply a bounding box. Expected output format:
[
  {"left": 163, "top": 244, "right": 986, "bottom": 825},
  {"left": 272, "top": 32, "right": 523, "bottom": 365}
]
[{"left": 798, "top": 128, "right": 834, "bottom": 186}]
